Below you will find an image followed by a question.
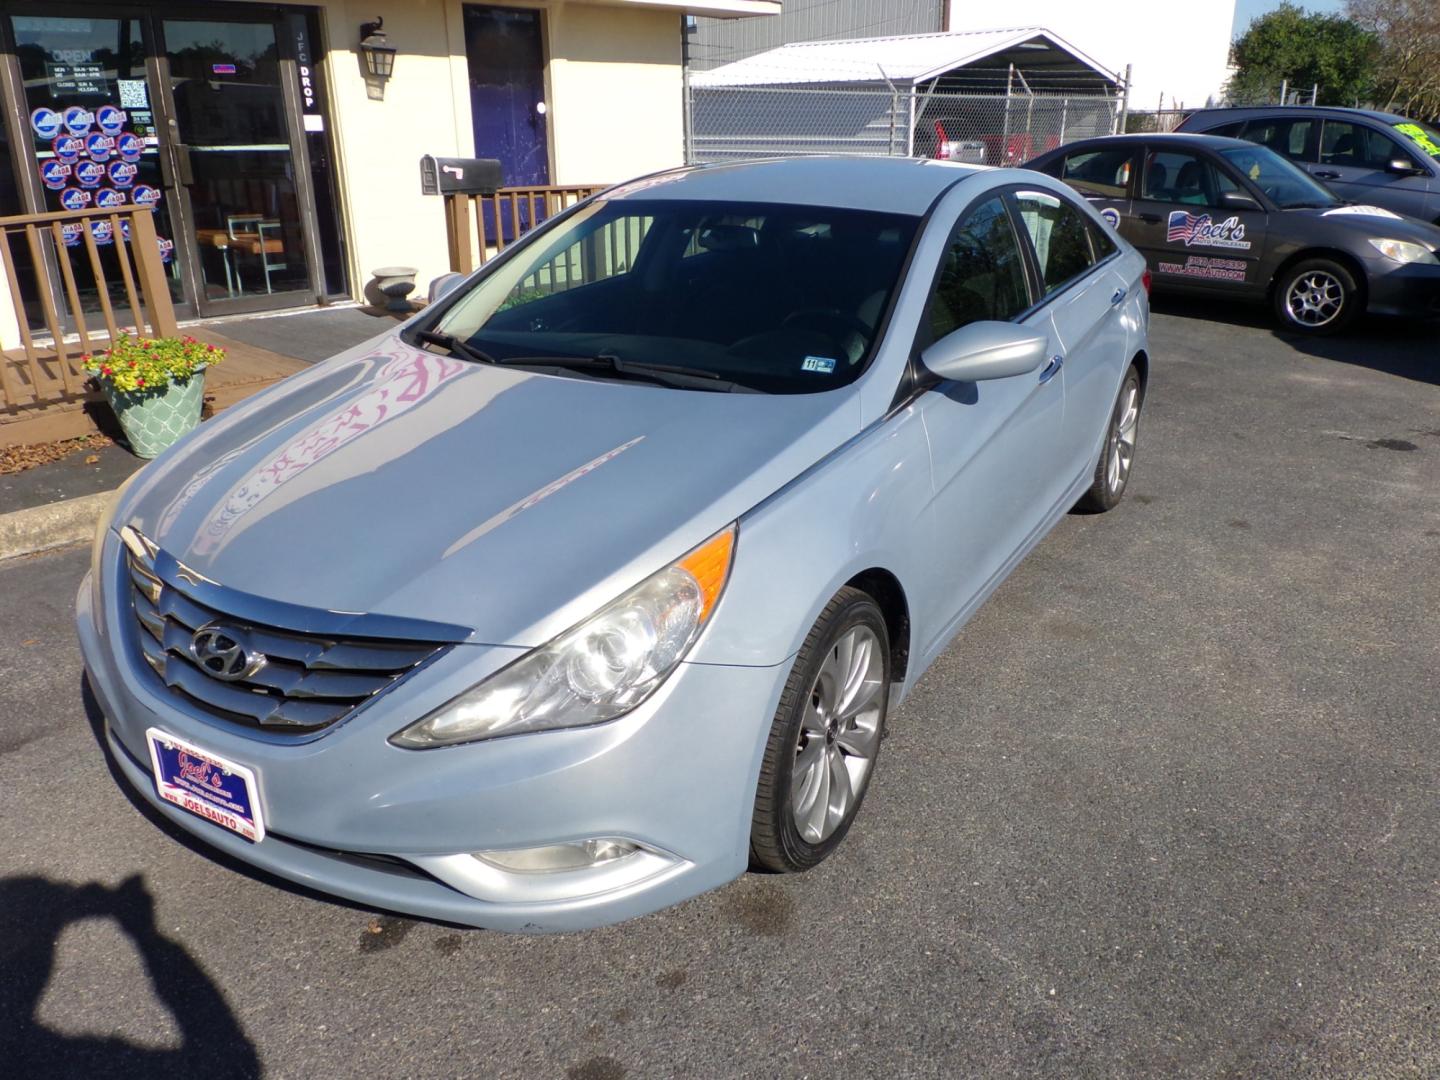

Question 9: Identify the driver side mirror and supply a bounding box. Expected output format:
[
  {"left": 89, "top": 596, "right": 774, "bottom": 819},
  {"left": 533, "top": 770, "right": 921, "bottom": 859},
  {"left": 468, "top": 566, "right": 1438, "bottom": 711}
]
[
  {"left": 920, "top": 321, "right": 1048, "bottom": 383},
  {"left": 1220, "top": 191, "right": 1261, "bottom": 211},
  {"left": 1387, "top": 157, "right": 1420, "bottom": 175},
  {"left": 428, "top": 272, "right": 464, "bottom": 305}
]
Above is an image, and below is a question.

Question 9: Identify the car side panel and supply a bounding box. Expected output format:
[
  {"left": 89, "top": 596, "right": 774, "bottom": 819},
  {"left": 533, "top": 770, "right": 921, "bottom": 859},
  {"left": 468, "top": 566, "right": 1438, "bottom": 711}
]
[{"left": 686, "top": 404, "right": 937, "bottom": 684}]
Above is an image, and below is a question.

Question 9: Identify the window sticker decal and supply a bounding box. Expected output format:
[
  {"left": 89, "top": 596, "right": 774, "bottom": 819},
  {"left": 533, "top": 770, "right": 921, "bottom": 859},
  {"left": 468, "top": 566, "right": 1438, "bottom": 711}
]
[
  {"left": 85, "top": 133, "right": 115, "bottom": 162},
  {"left": 31, "top": 107, "right": 62, "bottom": 140},
  {"left": 108, "top": 160, "right": 138, "bottom": 187},
  {"left": 96, "top": 105, "right": 127, "bottom": 135},
  {"left": 62, "top": 106, "right": 94, "bottom": 136},
  {"left": 1394, "top": 123, "right": 1440, "bottom": 158},
  {"left": 74, "top": 160, "right": 105, "bottom": 188},
  {"left": 116, "top": 132, "right": 144, "bottom": 162},
  {"left": 52, "top": 134, "right": 84, "bottom": 163},
  {"left": 801, "top": 356, "right": 837, "bottom": 374},
  {"left": 1166, "top": 211, "right": 1251, "bottom": 250},
  {"left": 40, "top": 160, "right": 71, "bottom": 190}
]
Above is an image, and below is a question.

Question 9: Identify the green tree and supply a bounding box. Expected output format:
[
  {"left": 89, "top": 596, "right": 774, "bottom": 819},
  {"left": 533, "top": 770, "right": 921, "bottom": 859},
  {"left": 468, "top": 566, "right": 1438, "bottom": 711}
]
[
  {"left": 1225, "top": 2, "right": 1380, "bottom": 106},
  {"left": 1347, "top": 0, "right": 1440, "bottom": 119}
]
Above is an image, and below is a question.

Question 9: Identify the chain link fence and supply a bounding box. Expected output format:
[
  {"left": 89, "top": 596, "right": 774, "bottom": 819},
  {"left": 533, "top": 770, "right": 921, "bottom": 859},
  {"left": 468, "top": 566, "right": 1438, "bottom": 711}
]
[{"left": 686, "top": 85, "right": 1124, "bottom": 166}]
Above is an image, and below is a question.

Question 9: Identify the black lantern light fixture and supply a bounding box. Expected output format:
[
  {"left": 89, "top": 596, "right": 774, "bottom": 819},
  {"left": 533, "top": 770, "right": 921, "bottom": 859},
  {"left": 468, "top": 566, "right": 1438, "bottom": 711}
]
[{"left": 359, "top": 18, "right": 397, "bottom": 81}]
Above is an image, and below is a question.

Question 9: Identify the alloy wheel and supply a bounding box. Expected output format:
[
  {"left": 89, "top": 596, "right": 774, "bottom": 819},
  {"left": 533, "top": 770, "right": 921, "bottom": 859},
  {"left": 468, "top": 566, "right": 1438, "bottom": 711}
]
[
  {"left": 1285, "top": 270, "right": 1345, "bottom": 328},
  {"left": 1107, "top": 381, "right": 1140, "bottom": 494},
  {"left": 790, "top": 625, "right": 884, "bottom": 843}
]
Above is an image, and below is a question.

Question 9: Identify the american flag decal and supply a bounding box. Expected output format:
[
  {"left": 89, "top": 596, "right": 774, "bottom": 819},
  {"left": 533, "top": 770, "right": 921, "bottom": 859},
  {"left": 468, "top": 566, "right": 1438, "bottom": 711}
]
[{"left": 1167, "top": 211, "right": 1204, "bottom": 243}]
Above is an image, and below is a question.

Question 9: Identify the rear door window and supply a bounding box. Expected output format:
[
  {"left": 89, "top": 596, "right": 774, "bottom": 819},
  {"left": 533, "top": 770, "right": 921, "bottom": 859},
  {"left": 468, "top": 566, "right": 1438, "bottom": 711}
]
[
  {"left": 1239, "top": 117, "right": 1317, "bottom": 163},
  {"left": 1058, "top": 148, "right": 1135, "bottom": 198},
  {"left": 1014, "top": 190, "right": 1097, "bottom": 294}
]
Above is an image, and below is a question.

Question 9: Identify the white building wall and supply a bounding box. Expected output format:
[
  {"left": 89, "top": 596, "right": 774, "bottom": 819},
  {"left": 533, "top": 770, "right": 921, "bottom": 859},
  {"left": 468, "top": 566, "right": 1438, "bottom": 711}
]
[{"left": 947, "top": 3, "right": 1237, "bottom": 111}]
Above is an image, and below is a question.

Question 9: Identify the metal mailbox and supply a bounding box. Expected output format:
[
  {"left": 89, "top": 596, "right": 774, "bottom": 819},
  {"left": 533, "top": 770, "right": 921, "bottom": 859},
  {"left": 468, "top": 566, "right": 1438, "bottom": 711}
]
[{"left": 420, "top": 155, "right": 503, "bottom": 196}]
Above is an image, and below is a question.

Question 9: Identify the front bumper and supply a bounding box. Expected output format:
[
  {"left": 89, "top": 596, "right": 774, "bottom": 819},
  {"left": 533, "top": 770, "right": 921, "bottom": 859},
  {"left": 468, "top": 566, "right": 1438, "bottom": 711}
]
[
  {"left": 1365, "top": 259, "right": 1440, "bottom": 318},
  {"left": 77, "top": 543, "right": 790, "bottom": 932}
]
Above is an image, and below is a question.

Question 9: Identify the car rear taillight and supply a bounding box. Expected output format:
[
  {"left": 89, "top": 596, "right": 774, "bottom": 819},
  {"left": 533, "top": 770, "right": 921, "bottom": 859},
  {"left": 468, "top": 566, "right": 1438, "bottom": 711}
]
[{"left": 1141, "top": 269, "right": 1152, "bottom": 296}]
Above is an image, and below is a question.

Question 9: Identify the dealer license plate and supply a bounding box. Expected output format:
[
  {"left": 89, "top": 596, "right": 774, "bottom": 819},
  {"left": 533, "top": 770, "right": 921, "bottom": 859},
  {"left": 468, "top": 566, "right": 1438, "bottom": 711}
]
[{"left": 145, "top": 727, "right": 266, "bottom": 842}]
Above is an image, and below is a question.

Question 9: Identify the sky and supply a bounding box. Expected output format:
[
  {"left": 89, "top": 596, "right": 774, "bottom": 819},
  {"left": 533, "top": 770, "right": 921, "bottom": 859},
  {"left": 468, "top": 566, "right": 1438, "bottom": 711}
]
[{"left": 1232, "top": 0, "right": 1347, "bottom": 36}]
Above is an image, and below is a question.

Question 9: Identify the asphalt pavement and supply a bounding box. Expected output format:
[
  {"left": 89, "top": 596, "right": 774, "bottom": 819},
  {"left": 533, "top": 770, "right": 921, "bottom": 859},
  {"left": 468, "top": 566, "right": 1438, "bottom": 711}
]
[{"left": 1, "top": 301, "right": 1437, "bottom": 1079}]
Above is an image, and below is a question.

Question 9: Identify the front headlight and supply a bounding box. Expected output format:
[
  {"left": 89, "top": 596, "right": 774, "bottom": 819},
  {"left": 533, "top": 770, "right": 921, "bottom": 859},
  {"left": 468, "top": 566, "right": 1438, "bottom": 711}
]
[
  {"left": 391, "top": 523, "right": 736, "bottom": 748},
  {"left": 1368, "top": 238, "right": 1439, "bottom": 264}
]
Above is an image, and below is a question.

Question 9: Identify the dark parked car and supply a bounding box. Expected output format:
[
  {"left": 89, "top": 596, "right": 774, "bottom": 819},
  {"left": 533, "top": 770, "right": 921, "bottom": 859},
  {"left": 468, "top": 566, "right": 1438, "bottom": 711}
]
[
  {"left": 1026, "top": 133, "right": 1440, "bottom": 333},
  {"left": 1177, "top": 106, "right": 1440, "bottom": 224}
]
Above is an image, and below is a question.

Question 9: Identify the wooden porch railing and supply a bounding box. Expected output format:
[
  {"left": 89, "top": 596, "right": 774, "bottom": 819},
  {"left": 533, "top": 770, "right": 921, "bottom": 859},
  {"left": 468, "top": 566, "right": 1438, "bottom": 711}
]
[
  {"left": 444, "top": 185, "right": 602, "bottom": 274},
  {"left": 0, "top": 204, "right": 177, "bottom": 416}
]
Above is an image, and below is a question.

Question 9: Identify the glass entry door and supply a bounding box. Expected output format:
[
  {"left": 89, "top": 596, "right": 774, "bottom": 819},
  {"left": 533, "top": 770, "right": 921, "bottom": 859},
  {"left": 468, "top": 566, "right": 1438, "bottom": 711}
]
[{"left": 157, "top": 17, "right": 312, "bottom": 314}]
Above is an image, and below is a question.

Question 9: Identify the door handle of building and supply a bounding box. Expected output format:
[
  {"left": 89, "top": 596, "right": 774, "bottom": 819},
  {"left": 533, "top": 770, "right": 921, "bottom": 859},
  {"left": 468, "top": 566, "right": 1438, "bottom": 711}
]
[
  {"left": 1138, "top": 212, "right": 1161, "bottom": 223},
  {"left": 174, "top": 144, "right": 194, "bottom": 186},
  {"left": 1038, "top": 355, "right": 1064, "bottom": 384},
  {"left": 1111, "top": 287, "right": 1128, "bottom": 306},
  {"left": 160, "top": 143, "right": 194, "bottom": 187},
  {"left": 1313, "top": 170, "right": 1341, "bottom": 179}
]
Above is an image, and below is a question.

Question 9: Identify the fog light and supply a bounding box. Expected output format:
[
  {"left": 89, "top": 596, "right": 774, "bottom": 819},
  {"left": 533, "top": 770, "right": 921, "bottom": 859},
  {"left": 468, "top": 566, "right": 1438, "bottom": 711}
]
[{"left": 473, "top": 839, "right": 639, "bottom": 874}]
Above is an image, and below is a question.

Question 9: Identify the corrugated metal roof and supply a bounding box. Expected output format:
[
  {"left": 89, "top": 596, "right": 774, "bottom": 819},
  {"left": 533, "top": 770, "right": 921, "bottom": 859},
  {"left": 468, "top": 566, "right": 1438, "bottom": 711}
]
[{"left": 690, "top": 26, "right": 1120, "bottom": 88}]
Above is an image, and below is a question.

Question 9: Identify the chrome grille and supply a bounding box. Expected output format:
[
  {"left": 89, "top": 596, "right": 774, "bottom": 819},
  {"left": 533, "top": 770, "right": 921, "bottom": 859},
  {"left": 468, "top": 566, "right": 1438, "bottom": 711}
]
[{"left": 120, "top": 527, "right": 451, "bottom": 735}]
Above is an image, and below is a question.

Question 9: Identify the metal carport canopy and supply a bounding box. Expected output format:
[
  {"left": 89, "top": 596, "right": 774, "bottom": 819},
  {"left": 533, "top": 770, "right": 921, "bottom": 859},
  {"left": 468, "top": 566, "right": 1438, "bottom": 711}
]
[{"left": 690, "top": 26, "right": 1122, "bottom": 89}]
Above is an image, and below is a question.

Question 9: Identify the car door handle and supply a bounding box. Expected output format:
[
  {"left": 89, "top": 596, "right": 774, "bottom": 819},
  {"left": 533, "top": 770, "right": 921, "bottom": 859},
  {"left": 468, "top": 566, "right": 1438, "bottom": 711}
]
[
  {"left": 1111, "top": 286, "right": 1127, "bottom": 306},
  {"left": 1038, "top": 355, "right": 1064, "bottom": 384},
  {"left": 1138, "top": 212, "right": 1161, "bottom": 224},
  {"left": 1313, "top": 170, "right": 1341, "bottom": 179}
]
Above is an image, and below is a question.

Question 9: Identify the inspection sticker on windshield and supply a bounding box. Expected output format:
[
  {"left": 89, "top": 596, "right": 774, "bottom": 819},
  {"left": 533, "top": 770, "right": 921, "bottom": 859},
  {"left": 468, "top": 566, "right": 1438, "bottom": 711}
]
[
  {"left": 145, "top": 728, "right": 265, "bottom": 842},
  {"left": 802, "top": 356, "right": 837, "bottom": 374}
]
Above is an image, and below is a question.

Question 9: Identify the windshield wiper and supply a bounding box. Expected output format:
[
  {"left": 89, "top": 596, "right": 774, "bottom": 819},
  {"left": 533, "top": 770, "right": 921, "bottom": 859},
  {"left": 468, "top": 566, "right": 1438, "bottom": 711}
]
[
  {"left": 415, "top": 329, "right": 499, "bottom": 366},
  {"left": 493, "top": 352, "right": 739, "bottom": 392}
]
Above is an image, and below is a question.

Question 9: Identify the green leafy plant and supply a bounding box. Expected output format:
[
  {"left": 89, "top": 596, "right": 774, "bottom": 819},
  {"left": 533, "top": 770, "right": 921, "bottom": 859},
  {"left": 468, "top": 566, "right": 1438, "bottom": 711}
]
[{"left": 83, "top": 334, "right": 223, "bottom": 395}]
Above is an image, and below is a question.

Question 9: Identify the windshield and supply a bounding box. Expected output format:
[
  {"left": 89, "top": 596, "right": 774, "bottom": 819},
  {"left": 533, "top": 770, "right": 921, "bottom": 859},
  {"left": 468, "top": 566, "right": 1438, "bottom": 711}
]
[
  {"left": 1394, "top": 120, "right": 1440, "bottom": 159},
  {"left": 419, "top": 199, "right": 919, "bottom": 394},
  {"left": 1217, "top": 144, "right": 1340, "bottom": 209}
]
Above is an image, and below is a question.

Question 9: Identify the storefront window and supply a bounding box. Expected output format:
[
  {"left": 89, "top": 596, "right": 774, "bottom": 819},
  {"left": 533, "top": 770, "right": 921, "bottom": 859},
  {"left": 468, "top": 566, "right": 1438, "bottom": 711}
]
[{"left": 11, "top": 15, "right": 183, "bottom": 326}]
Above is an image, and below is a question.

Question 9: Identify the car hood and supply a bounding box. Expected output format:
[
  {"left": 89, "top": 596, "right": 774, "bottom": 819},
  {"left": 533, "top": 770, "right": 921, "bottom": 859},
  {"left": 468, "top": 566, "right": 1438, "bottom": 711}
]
[
  {"left": 123, "top": 337, "right": 861, "bottom": 645},
  {"left": 1287, "top": 204, "right": 1440, "bottom": 246}
]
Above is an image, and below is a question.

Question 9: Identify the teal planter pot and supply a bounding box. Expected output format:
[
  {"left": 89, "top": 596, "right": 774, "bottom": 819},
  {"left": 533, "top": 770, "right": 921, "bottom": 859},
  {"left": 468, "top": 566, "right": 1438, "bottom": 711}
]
[{"left": 100, "top": 367, "right": 207, "bottom": 459}]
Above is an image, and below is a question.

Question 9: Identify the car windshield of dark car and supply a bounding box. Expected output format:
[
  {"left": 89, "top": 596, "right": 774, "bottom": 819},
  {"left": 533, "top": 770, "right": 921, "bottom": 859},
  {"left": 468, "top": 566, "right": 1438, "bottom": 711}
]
[
  {"left": 1393, "top": 119, "right": 1440, "bottom": 160},
  {"left": 1217, "top": 145, "right": 1340, "bottom": 209},
  {"left": 420, "top": 199, "right": 919, "bottom": 394}
]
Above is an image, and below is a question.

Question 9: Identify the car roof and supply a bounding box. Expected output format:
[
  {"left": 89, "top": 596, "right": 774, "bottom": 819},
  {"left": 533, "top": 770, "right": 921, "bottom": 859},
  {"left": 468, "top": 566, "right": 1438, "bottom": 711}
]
[
  {"left": 1185, "top": 104, "right": 1414, "bottom": 126},
  {"left": 601, "top": 156, "right": 988, "bottom": 216},
  {"left": 1039, "top": 132, "right": 1254, "bottom": 153}
]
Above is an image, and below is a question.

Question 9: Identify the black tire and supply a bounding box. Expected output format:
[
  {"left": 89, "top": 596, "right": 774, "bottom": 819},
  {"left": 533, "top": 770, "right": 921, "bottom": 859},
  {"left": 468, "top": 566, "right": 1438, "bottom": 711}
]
[
  {"left": 1075, "top": 364, "right": 1143, "bottom": 513},
  {"left": 750, "top": 587, "right": 890, "bottom": 873},
  {"left": 1272, "top": 257, "right": 1362, "bottom": 335}
]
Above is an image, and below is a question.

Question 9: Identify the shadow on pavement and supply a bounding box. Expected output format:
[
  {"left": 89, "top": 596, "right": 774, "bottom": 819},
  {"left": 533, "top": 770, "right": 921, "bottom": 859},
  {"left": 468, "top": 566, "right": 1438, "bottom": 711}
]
[
  {"left": 0, "top": 873, "right": 261, "bottom": 1080},
  {"left": 1150, "top": 293, "right": 1440, "bottom": 387}
]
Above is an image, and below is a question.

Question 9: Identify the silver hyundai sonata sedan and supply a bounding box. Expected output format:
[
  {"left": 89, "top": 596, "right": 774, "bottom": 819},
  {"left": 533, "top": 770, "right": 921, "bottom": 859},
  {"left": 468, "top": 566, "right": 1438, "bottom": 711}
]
[{"left": 78, "top": 157, "right": 1151, "bottom": 931}]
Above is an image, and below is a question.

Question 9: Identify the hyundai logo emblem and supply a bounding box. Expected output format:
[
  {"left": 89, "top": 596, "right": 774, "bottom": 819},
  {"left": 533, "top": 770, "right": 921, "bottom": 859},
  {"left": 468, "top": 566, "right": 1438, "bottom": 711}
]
[{"left": 189, "top": 623, "right": 267, "bottom": 682}]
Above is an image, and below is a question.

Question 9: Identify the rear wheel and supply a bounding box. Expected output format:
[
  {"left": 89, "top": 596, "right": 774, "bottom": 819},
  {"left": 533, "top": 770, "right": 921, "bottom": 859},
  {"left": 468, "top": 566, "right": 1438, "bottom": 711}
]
[
  {"left": 750, "top": 588, "right": 889, "bottom": 873},
  {"left": 1076, "top": 365, "right": 1142, "bottom": 513},
  {"left": 1273, "top": 257, "right": 1361, "bottom": 335}
]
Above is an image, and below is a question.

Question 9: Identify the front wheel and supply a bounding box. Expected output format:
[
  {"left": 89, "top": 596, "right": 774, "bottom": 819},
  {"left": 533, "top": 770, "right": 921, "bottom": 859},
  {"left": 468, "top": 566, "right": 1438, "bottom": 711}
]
[
  {"left": 1273, "top": 258, "right": 1361, "bottom": 335},
  {"left": 749, "top": 587, "right": 890, "bottom": 873}
]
